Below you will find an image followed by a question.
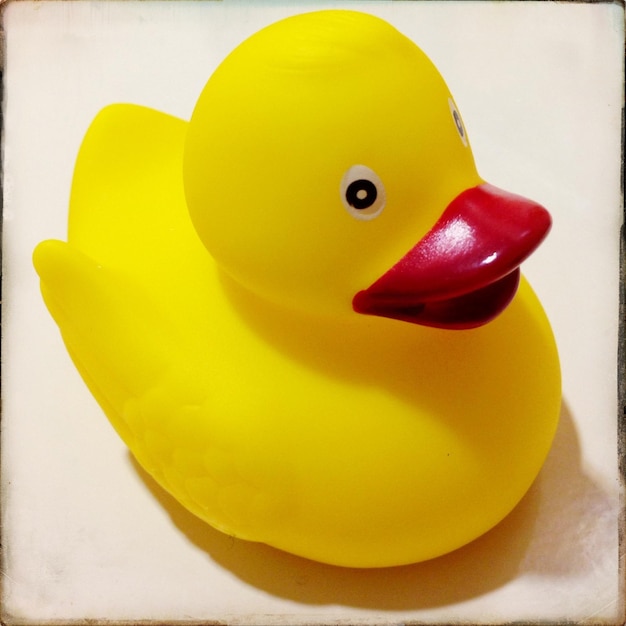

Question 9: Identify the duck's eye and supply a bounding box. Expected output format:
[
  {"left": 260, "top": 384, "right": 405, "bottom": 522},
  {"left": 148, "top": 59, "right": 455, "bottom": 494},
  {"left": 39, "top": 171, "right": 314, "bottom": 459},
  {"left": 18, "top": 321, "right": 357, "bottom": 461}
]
[
  {"left": 340, "top": 165, "right": 386, "bottom": 221},
  {"left": 448, "top": 98, "right": 468, "bottom": 147}
]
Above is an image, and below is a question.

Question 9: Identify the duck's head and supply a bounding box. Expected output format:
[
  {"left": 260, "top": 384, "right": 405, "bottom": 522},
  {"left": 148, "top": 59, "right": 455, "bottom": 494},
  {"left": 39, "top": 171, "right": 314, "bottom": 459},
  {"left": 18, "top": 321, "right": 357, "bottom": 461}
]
[{"left": 184, "top": 10, "right": 550, "bottom": 329}]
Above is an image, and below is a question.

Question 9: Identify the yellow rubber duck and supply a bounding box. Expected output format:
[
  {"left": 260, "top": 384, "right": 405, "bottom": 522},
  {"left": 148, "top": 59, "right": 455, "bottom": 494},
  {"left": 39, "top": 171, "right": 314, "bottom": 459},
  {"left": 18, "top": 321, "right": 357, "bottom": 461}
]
[{"left": 33, "top": 10, "right": 560, "bottom": 568}]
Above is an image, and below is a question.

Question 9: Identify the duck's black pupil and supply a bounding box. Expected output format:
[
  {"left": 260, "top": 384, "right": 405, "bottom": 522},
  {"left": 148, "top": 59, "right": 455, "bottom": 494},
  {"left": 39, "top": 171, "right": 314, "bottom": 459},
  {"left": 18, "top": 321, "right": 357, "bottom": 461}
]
[
  {"left": 346, "top": 179, "right": 377, "bottom": 210},
  {"left": 453, "top": 110, "right": 464, "bottom": 137}
]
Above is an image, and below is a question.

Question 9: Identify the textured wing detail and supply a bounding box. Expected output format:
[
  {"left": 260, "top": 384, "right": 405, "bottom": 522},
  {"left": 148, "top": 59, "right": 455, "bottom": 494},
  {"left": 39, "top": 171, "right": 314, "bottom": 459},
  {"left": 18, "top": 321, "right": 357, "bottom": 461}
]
[
  {"left": 33, "top": 104, "right": 289, "bottom": 544},
  {"left": 33, "top": 240, "right": 255, "bottom": 535},
  {"left": 33, "top": 240, "right": 188, "bottom": 442}
]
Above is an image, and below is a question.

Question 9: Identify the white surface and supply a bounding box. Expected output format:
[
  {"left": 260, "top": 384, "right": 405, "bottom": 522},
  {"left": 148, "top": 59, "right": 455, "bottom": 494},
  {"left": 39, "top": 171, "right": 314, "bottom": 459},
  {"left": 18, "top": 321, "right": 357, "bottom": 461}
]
[{"left": 1, "top": 1, "right": 623, "bottom": 623}]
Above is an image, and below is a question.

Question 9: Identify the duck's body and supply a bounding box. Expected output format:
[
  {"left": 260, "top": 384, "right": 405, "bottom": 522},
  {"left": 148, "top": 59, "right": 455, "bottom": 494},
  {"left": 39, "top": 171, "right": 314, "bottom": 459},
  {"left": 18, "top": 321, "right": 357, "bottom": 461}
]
[{"left": 34, "top": 11, "right": 560, "bottom": 568}]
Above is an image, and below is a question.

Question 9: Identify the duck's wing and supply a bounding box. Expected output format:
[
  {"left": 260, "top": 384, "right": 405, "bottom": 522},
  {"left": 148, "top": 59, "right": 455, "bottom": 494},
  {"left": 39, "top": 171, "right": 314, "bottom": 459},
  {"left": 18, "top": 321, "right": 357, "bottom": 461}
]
[
  {"left": 34, "top": 106, "right": 296, "bottom": 536},
  {"left": 33, "top": 240, "right": 189, "bottom": 443},
  {"left": 33, "top": 104, "right": 215, "bottom": 455},
  {"left": 33, "top": 240, "right": 247, "bottom": 534}
]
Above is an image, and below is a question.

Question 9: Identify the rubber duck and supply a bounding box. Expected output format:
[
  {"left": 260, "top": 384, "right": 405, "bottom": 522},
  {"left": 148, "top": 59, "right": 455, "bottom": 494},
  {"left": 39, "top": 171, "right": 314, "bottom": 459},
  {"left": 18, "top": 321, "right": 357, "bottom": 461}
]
[{"left": 33, "top": 10, "right": 560, "bottom": 568}]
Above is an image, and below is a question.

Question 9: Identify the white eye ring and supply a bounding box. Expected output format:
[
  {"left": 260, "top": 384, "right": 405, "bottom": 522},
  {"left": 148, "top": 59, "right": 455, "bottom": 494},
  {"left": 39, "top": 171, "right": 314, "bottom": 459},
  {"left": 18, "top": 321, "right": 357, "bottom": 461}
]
[
  {"left": 340, "top": 165, "right": 386, "bottom": 221},
  {"left": 448, "top": 98, "right": 468, "bottom": 147}
]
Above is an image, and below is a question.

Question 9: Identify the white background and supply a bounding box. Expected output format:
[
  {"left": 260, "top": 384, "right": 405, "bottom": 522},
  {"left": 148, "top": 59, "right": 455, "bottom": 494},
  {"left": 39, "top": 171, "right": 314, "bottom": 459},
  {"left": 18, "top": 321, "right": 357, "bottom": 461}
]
[{"left": 2, "top": 1, "right": 624, "bottom": 623}]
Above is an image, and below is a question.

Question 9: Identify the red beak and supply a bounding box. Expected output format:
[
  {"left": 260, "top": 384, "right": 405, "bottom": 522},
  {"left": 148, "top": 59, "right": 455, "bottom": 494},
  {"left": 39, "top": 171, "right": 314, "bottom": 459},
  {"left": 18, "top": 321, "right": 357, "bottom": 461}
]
[{"left": 352, "top": 183, "right": 551, "bottom": 329}]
